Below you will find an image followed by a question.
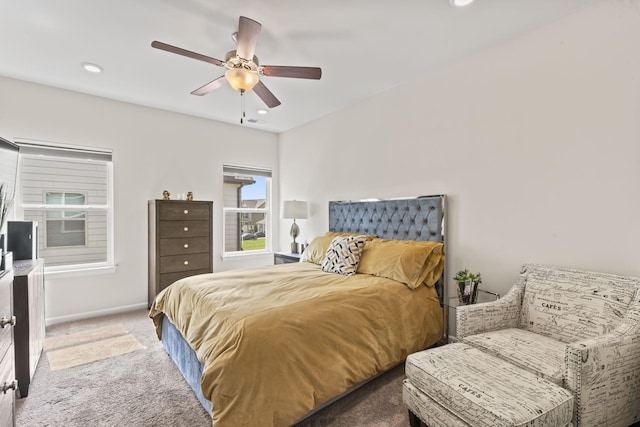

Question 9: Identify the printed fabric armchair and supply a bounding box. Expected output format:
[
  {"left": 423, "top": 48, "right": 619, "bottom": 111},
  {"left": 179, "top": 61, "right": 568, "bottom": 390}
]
[{"left": 456, "top": 264, "right": 640, "bottom": 427}]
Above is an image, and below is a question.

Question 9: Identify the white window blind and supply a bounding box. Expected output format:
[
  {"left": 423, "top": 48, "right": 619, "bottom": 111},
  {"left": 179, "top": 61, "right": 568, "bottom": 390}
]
[{"left": 16, "top": 139, "right": 113, "bottom": 269}]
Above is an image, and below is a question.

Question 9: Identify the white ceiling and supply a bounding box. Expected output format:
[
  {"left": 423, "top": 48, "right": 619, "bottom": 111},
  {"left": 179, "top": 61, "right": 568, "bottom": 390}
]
[{"left": 0, "top": 0, "right": 593, "bottom": 133}]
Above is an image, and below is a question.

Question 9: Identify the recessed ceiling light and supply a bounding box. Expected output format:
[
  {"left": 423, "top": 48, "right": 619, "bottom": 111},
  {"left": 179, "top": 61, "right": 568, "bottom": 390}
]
[
  {"left": 81, "top": 62, "right": 103, "bottom": 73},
  {"left": 450, "top": 0, "right": 474, "bottom": 6},
  {"left": 256, "top": 109, "right": 268, "bottom": 115}
]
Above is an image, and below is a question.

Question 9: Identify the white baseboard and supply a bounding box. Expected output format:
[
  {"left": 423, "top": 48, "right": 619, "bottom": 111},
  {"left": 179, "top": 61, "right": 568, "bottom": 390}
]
[{"left": 45, "top": 302, "right": 148, "bottom": 326}]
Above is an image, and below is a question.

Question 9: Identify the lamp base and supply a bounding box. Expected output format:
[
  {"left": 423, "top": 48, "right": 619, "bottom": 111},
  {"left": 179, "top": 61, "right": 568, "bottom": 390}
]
[{"left": 290, "top": 242, "right": 299, "bottom": 254}]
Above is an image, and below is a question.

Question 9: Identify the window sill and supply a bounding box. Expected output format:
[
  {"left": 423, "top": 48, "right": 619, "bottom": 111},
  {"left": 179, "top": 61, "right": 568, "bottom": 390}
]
[{"left": 45, "top": 264, "right": 118, "bottom": 279}]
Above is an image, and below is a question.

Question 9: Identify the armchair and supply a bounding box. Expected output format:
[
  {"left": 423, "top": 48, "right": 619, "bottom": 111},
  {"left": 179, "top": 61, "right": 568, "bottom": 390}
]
[{"left": 456, "top": 264, "right": 640, "bottom": 427}]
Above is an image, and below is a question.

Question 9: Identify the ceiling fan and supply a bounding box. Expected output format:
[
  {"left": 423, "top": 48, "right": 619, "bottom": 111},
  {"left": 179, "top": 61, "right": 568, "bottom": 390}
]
[{"left": 151, "top": 16, "right": 322, "bottom": 113}]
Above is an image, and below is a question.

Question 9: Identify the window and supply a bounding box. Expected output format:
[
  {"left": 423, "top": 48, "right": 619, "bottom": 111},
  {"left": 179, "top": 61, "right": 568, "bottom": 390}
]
[
  {"left": 16, "top": 139, "right": 113, "bottom": 270},
  {"left": 223, "top": 164, "right": 271, "bottom": 254},
  {"left": 45, "top": 192, "right": 87, "bottom": 247}
]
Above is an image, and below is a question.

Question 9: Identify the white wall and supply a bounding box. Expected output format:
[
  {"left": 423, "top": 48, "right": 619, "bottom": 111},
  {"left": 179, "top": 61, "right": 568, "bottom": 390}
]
[
  {"left": 0, "top": 76, "right": 278, "bottom": 324},
  {"left": 279, "top": 0, "right": 640, "bottom": 300}
]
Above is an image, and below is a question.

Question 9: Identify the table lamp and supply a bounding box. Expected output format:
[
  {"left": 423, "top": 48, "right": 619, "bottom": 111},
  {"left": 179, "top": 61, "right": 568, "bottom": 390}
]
[{"left": 282, "top": 200, "right": 308, "bottom": 254}]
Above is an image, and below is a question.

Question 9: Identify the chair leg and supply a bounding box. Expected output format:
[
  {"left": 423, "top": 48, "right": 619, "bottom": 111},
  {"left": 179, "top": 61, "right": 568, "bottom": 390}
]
[{"left": 408, "top": 410, "right": 424, "bottom": 427}]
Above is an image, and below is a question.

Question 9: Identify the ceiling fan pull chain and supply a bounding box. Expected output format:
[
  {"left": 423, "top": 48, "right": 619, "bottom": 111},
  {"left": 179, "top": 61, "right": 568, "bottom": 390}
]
[{"left": 240, "top": 90, "right": 244, "bottom": 124}]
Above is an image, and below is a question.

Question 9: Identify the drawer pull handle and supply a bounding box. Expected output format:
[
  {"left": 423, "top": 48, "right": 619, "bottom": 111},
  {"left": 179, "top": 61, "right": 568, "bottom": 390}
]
[
  {"left": 0, "top": 316, "right": 16, "bottom": 329},
  {"left": 184, "top": 209, "right": 189, "bottom": 214},
  {"left": 184, "top": 260, "right": 189, "bottom": 265},
  {"left": 2, "top": 380, "right": 18, "bottom": 394},
  {"left": 183, "top": 226, "right": 189, "bottom": 232},
  {"left": 184, "top": 243, "right": 189, "bottom": 248}
]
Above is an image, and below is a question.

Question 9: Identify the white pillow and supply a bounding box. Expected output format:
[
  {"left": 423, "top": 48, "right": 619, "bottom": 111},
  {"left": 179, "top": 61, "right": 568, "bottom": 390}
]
[{"left": 320, "top": 236, "right": 367, "bottom": 276}]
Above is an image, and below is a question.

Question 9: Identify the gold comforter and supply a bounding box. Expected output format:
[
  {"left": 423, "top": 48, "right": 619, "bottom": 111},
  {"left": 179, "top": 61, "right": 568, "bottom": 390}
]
[{"left": 150, "top": 262, "right": 442, "bottom": 427}]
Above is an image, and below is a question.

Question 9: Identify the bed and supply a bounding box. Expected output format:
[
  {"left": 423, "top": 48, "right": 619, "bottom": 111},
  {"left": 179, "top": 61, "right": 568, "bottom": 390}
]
[{"left": 149, "top": 195, "right": 446, "bottom": 426}]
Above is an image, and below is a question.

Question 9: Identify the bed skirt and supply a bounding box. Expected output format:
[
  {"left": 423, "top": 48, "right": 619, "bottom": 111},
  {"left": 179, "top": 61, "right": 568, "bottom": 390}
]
[{"left": 161, "top": 315, "right": 212, "bottom": 415}]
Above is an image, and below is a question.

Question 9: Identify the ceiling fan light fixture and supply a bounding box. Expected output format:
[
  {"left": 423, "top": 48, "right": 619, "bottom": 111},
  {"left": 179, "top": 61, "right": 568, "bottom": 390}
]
[{"left": 225, "top": 68, "right": 259, "bottom": 92}]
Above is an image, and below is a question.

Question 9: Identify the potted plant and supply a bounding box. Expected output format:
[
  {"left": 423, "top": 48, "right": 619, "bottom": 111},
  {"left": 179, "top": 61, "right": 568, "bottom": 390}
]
[{"left": 453, "top": 269, "right": 482, "bottom": 304}]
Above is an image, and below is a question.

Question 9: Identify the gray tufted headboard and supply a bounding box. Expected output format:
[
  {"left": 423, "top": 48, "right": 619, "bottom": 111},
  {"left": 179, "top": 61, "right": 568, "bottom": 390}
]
[{"left": 328, "top": 195, "right": 446, "bottom": 303}]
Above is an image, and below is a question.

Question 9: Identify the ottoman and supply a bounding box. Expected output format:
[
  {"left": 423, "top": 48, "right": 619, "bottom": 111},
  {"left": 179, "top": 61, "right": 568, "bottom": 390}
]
[{"left": 402, "top": 343, "right": 574, "bottom": 427}]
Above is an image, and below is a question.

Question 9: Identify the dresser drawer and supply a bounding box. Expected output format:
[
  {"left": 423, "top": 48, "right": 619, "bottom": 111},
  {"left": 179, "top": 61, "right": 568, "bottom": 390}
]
[
  {"left": 0, "top": 272, "right": 12, "bottom": 360},
  {"left": 158, "top": 269, "right": 212, "bottom": 291},
  {"left": 0, "top": 327, "right": 9, "bottom": 370},
  {"left": 159, "top": 237, "right": 210, "bottom": 256},
  {"left": 159, "top": 203, "right": 210, "bottom": 221},
  {"left": 0, "top": 346, "right": 15, "bottom": 427},
  {"left": 159, "top": 220, "right": 210, "bottom": 238},
  {"left": 159, "top": 253, "right": 211, "bottom": 274}
]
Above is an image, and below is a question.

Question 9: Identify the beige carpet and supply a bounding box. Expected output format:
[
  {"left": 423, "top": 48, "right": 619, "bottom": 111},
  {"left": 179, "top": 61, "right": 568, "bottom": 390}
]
[{"left": 45, "top": 324, "right": 145, "bottom": 371}]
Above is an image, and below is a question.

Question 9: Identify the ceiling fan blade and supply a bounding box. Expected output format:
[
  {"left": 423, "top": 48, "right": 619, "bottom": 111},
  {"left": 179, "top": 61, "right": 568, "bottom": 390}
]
[
  {"left": 151, "top": 41, "right": 224, "bottom": 67},
  {"left": 236, "top": 16, "right": 262, "bottom": 60},
  {"left": 253, "top": 81, "right": 281, "bottom": 108},
  {"left": 191, "top": 76, "right": 228, "bottom": 96},
  {"left": 261, "top": 65, "right": 322, "bottom": 80}
]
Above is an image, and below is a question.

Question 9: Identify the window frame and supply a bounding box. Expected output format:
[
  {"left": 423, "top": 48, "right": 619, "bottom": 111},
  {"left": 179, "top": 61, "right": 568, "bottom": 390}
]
[
  {"left": 44, "top": 191, "right": 88, "bottom": 248},
  {"left": 15, "top": 138, "right": 114, "bottom": 274},
  {"left": 222, "top": 164, "right": 272, "bottom": 256}
]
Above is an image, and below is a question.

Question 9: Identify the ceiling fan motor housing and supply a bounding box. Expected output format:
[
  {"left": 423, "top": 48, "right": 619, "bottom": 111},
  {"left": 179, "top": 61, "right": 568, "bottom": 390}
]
[{"left": 225, "top": 50, "right": 259, "bottom": 72}]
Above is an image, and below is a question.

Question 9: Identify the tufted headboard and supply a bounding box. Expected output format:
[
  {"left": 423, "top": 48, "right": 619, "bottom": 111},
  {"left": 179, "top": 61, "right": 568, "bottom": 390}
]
[{"left": 328, "top": 195, "right": 446, "bottom": 303}]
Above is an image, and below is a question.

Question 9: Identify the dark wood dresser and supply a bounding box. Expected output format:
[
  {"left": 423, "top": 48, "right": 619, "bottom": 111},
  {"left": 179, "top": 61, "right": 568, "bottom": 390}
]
[
  {"left": 148, "top": 200, "right": 213, "bottom": 308},
  {"left": 12, "top": 259, "right": 44, "bottom": 398},
  {"left": 0, "top": 269, "right": 17, "bottom": 426}
]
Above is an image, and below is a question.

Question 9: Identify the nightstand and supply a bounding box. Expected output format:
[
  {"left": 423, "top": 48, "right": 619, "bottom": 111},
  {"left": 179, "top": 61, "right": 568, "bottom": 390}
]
[
  {"left": 443, "top": 289, "right": 500, "bottom": 344},
  {"left": 274, "top": 252, "right": 301, "bottom": 264}
]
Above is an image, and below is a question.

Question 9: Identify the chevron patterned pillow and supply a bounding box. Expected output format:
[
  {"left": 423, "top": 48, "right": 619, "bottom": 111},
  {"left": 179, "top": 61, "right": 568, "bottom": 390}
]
[{"left": 321, "top": 236, "right": 368, "bottom": 276}]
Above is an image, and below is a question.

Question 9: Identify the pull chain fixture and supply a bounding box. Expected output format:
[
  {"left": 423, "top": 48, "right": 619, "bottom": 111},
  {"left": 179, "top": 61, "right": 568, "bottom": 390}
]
[{"left": 239, "top": 90, "right": 246, "bottom": 124}]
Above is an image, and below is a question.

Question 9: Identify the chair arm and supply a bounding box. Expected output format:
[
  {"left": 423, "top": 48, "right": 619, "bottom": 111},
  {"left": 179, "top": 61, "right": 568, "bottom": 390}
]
[
  {"left": 456, "top": 279, "right": 525, "bottom": 340},
  {"left": 564, "top": 291, "right": 640, "bottom": 427}
]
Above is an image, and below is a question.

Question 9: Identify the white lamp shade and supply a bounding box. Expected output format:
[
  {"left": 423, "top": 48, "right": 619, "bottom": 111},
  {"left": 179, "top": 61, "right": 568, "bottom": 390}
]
[{"left": 282, "top": 200, "right": 308, "bottom": 219}]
